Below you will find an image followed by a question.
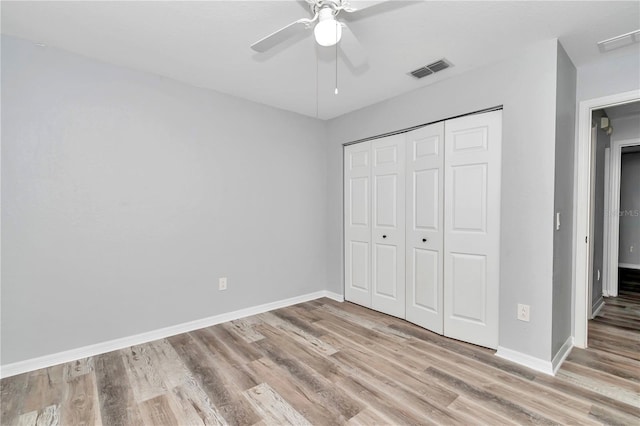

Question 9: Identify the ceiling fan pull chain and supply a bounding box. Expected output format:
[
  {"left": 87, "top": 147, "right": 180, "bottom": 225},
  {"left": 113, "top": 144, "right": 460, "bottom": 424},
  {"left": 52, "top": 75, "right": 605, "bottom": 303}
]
[{"left": 335, "top": 23, "right": 339, "bottom": 95}]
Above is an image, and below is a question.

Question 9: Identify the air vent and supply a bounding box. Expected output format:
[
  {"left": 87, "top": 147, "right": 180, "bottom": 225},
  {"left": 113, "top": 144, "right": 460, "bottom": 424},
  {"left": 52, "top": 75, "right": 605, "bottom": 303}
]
[
  {"left": 410, "top": 67, "right": 433, "bottom": 79},
  {"left": 409, "top": 59, "right": 452, "bottom": 79}
]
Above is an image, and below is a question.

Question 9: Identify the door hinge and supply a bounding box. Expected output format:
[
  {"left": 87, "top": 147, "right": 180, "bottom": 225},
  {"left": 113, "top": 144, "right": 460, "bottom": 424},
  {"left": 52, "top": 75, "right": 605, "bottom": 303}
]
[{"left": 585, "top": 236, "right": 588, "bottom": 243}]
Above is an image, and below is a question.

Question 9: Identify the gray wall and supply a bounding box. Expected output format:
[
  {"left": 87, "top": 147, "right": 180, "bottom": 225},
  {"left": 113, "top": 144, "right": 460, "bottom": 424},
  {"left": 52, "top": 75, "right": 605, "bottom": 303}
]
[
  {"left": 551, "top": 43, "right": 577, "bottom": 355},
  {"left": 590, "top": 111, "right": 610, "bottom": 309},
  {"left": 576, "top": 50, "right": 640, "bottom": 103},
  {"left": 1, "top": 35, "right": 328, "bottom": 364},
  {"left": 327, "top": 39, "right": 560, "bottom": 361},
  {"left": 611, "top": 114, "right": 640, "bottom": 142},
  {"left": 619, "top": 153, "right": 640, "bottom": 267}
]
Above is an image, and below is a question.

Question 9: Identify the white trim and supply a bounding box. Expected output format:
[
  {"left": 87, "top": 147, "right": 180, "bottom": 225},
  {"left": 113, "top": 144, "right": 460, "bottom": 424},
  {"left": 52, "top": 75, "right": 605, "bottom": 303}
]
[
  {"left": 551, "top": 336, "right": 574, "bottom": 375},
  {"left": 0, "top": 290, "right": 343, "bottom": 378},
  {"left": 609, "top": 138, "right": 640, "bottom": 296},
  {"left": 495, "top": 347, "right": 555, "bottom": 376},
  {"left": 324, "top": 291, "right": 345, "bottom": 302},
  {"left": 603, "top": 147, "right": 611, "bottom": 295},
  {"left": 591, "top": 296, "right": 605, "bottom": 319},
  {"left": 573, "top": 89, "right": 640, "bottom": 349},
  {"left": 496, "top": 336, "right": 574, "bottom": 377},
  {"left": 619, "top": 263, "right": 640, "bottom": 270},
  {"left": 587, "top": 124, "right": 598, "bottom": 318}
]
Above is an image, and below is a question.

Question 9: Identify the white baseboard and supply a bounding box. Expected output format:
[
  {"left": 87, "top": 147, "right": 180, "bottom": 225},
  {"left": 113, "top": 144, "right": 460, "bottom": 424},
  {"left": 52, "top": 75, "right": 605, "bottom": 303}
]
[
  {"left": 324, "top": 291, "right": 345, "bottom": 302},
  {"left": 591, "top": 296, "right": 605, "bottom": 318},
  {"left": 551, "top": 336, "right": 574, "bottom": 375},
  {"left": 496, "top": 336, "right": 573, "bottom": 376},
  {"left": 496, "top": 347, "right": 555, "bottom": 376},
  {"left": 0, "top": 290, "right": 343, "bottom": 379},
  {"left": 619, "top": 263, "right": 640, "bottom": 270}
]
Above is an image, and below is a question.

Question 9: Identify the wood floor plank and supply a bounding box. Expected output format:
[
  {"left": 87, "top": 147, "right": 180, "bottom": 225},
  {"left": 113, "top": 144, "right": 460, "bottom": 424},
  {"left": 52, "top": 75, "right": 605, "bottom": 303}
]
[
  {"left": 138, "top": 395, "right": 179, "bottom": 426},
  {"left": 167, "top": 332, "right": 260, "bottom": 425},
  {"left": 60, "top": 372, "right": 100, "bottom": 426},
  {"left": 588, "top": 403, "right": 640, "bottom": 425},
  {"left": 245, "top": 357, "right": 343, "bottom": 425},
  {"left": 33, "top": 404, "right": 60, "bottom": 426},
  {"left": 256, "top": 312, "right": 338, "bottom": 357},
  {"left": 424, "top": 367, "right": 558, "bottom": 425},
  {"left": 94, "top": 351, "right": 144, "bottom": 426},
  {"left": 121, "top": 344, "right": 168, "bottom": 403},
  {"left": 447, "top": 396, "right": 520, "bottom": 426},
  {"left": 254, "top": 336, "right": 362, "bottom": 422},
  {"left": 63, "top": 358, "right": 95, "bottom": 382},
  {"left": 242, "top": 383, "right": 311, "bottom": 426},
  {"left": 169, "top": 384, "right": 228, "bottom": 426},
  {"left": 226, "top": 318, "right": 265, "bottom": 343},
  {"left": 190, "top": 328, "right": 260, "bottom": 392},
  {"left": 345, "top": 407, "right": 394, "bottom": 426},
  {"left": 15, "top": 410, "right": 38, "bottom": 426},
  {"left": 1, "top": 372, "right": 30, "bottom": 425},
  {"left": 2, "top": 293, "right": 638, "bottom": 425},
  {"left": 22, "top": 366, "right": 64, "bottom": 413}
]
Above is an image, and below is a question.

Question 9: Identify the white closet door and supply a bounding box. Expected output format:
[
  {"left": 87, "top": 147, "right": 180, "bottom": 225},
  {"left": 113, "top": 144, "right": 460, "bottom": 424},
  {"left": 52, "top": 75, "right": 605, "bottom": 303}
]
[
  {"left": 344, "top": 141, "right": 372, "bottom": 307},
  {"left": 371, "top": 135, "right": 406, "bottom": 318},
  {"left": 405, "top": 122, "right": 445, "bottom": 333},
  {"left": 444, "top": 110, "right": 502, "bottom": 349}
]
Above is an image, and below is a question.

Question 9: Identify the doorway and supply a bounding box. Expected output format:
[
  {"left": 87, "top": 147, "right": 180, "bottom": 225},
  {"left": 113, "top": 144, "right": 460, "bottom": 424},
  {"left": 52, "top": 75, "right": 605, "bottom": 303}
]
[{"left": 574, "top": 90, "right": 640, "bottom": 349}]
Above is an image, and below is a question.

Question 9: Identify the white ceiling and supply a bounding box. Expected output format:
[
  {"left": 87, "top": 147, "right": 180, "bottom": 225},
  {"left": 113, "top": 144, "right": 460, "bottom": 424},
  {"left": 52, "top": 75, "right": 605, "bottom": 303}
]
[{"left": 2, "top": 1, "right": 639, "bottom": 120}]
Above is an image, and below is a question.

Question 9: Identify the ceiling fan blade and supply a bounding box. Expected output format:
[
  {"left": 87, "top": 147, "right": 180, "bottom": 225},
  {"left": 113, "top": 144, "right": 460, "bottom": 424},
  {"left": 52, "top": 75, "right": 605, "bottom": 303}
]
[
  {"left": 342, "top": 0, "right": 413, "bottom": 21},
  {"left": 341, "top": 1, "right": 388, "bottom": 13},
  {"left": 251, "top": 18, "right": 314, "bottom": 53},
  {"left": 339, "top": 23, "right": 367, "bottom": 68}
]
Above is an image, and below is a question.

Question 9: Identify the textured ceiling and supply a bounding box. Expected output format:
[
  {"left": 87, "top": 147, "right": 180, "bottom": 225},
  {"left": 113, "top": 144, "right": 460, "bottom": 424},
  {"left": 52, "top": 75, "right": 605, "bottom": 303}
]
[{"left": 2, "top": 1, "right": 639, "bottom": 119}]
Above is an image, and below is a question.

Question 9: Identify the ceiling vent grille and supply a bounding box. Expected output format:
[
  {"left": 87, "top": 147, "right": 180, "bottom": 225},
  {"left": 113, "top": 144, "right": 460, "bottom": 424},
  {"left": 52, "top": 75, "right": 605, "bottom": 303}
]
[{"left": 409, "top": 59, "right": 451, "bottom": 79}]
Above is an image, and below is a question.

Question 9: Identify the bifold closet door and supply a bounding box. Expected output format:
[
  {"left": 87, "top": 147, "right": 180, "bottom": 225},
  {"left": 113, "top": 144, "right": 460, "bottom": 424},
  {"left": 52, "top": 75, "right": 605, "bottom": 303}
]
[
  {"left": 405, "top": 122, "right": 445, "bottom": 333},
  {"left": 344, "top": 135, "right": 406, "bottom": 317},
  {"left": 344, "top": 141, "right": 372, "bottom": 308},
  {"left": 371, "top": 135, "right": 406, "bottom": 318},
  {"left": 443, "top": 110, "right": 502, "bottom": 349}
]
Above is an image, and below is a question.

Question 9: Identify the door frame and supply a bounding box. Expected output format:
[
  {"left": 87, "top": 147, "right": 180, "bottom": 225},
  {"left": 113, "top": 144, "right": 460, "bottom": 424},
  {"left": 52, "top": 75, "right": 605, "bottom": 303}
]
[
  {"left": 573, "top": 89, "right": 640, "bottom": 348},
  {"left": 607, "top": 137, "right": 640, "bottom": 297}
]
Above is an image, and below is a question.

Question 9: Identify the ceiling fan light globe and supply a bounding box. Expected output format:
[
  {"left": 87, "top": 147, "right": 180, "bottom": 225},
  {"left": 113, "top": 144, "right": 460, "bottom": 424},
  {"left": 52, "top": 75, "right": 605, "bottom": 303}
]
[{"left": 314, "top": 19, "right": 342, "bottom": 47}]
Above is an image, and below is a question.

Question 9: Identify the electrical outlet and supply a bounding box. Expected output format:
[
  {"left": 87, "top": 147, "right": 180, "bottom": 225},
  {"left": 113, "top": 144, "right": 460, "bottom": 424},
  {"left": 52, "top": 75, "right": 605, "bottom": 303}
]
[
  {"left": 219, "top": 277, "right": 227, "bottom": 291},
  {"left": 517, "top": 304, "right": 530, "bottom": 322},
  {"left": 631, "top": 245, "right": 634, "bottom": 253}
]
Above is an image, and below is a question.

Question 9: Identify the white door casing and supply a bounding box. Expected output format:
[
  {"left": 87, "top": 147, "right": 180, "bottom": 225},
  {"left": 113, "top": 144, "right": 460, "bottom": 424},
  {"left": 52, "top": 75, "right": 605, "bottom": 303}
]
[
  {"left": 344, "top": 141, "right": 372, "bottom": 307},
  {"left": 405, "top": 122, "right": 445, "bottom": 333},
  {"left": 443, "top": 110, "right": 502, "bottom": 349},
  {"left": 371, "top": 135, "right": 406, "bottom": 318}
]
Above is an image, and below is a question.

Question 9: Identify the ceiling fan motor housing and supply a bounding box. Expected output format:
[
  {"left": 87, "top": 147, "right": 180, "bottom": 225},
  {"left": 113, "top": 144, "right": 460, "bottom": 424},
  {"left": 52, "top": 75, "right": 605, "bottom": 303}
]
[{"left": 314, "top": 6, "right": 343, "bottom": 46}]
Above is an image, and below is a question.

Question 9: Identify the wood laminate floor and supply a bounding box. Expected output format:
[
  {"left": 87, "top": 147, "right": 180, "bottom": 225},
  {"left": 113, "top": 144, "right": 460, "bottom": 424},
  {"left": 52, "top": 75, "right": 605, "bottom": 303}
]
[{"left": 2, "top": 296, "right": 639, "bottom": 425}]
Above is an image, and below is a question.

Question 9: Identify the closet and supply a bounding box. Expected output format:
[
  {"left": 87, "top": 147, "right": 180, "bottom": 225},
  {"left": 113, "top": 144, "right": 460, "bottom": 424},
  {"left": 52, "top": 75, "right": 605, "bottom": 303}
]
[{"left": 344, "top": 110, "right": 501, "bottom": 349}]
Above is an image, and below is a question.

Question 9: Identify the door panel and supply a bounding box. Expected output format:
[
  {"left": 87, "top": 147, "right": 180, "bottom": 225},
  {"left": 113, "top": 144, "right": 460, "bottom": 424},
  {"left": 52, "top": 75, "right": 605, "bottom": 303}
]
[
  {"left": 451, "top": 164, "right": 487, "bottom": 232},
  {"left": 344, "top": 142, "right": 372, "bottom": 307},
  {"left": 372, "top": 135, "right": 405, "bottom": 318},
  {"left": 375, "top": 174, "right": 398, "bottom": 227},
  {"left": 450, "top": 253, "right": 487, "bottom": 323},
  {"left": 444, "top": 110, "right": 501, "bottom": 349},
  {"left": 413, "top": 248, "right": 439, "bottom": 311},
  {"left": 374, "top": 245, "right": 398, "bottom": 297},
  {"left": 405, "top": 122, "right": 445, "bottom": 332}
]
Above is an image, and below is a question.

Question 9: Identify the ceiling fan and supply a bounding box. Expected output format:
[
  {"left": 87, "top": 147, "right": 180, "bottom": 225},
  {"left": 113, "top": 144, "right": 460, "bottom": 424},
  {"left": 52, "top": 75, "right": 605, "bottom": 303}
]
[{"left": 250, "top": 0, "right": 387, "bottom": 66}]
